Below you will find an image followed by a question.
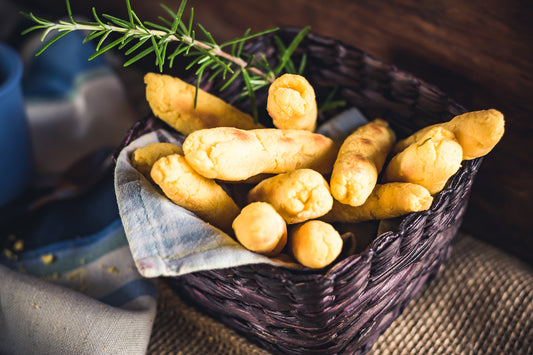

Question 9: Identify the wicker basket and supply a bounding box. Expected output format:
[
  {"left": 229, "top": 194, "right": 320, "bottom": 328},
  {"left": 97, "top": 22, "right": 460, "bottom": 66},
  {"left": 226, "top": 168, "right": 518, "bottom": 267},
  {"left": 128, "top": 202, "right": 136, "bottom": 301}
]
[{"left": 120, "top": 27, "right": 482, "bottom": 355}]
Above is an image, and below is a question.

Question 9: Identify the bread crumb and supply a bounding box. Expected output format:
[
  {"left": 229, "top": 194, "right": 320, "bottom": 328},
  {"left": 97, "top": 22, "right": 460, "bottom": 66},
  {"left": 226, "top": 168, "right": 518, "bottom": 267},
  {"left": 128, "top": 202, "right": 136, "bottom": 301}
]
[
  {"left": 31, "top": 302, "right": 40, "bottom": 309},
  {"left": 13, "top": 240, "right": 24, "bottom": 252},
  {"left": 43, "top": 272, "right": 62, "bottom": 281},
  {"left": 40, "top": 254, "right": 55, "bottom": 264},
  {"left": 107, "top": 266, "right": 119, "bottom": 274},
  {"left": 66, "top": 270, "right": 81, "bottom": 281},
  {"left": 3, "top": 249, "right": 17, "bottom": 260}
]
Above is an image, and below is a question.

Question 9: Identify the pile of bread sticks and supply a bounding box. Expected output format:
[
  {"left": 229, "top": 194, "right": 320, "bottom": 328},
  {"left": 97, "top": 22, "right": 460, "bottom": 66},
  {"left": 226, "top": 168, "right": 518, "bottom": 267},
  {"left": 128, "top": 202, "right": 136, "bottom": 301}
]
[{"left": 131, "top": 72, "right": 504, "bottom": 269}]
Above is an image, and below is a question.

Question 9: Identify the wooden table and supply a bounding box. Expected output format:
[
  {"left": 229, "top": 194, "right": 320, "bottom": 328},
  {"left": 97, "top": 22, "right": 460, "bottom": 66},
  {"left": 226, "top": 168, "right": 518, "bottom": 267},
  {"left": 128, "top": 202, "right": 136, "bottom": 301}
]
[{"left": 16, "top": 0, "right": 533, "bottom": 264}]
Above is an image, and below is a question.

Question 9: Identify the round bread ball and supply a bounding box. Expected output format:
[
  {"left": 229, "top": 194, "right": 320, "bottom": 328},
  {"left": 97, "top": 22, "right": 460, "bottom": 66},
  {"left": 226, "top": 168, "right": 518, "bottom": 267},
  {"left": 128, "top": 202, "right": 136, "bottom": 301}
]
[
  {"left": 232, "top": 202, "right": 287, "bottom": 256},
  {"left": 290, "top": 220, "right": 343, "bottom": 268}
]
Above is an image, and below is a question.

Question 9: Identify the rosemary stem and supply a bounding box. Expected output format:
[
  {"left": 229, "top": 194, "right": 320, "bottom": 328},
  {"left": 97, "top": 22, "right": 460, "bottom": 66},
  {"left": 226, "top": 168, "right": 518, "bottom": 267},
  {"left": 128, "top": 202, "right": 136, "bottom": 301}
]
[{"left": 61, "top": 23, "right": 268, "bottom": 80}]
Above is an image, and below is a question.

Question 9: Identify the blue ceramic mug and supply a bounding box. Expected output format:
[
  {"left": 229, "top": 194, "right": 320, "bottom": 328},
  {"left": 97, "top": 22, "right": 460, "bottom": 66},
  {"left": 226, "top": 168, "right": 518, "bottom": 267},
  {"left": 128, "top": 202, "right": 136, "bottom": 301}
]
[{"left": 0, "top": 42, "right": 33, "bottom": 206}]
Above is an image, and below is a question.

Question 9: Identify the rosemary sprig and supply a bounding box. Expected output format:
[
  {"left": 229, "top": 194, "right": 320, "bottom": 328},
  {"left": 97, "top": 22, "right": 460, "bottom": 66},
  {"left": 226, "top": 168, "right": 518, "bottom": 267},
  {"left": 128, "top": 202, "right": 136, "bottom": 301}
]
[
  {"left": 21, "top": 0, "right": 311, "bottom": 120},
  {"left": 319, "top": 86, "right": 346, "bottom": 114}
]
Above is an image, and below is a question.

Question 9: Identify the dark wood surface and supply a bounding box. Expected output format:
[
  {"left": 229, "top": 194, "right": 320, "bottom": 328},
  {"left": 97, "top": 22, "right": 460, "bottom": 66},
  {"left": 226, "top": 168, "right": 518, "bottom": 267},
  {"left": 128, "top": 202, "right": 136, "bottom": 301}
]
[{"left": 12, "top": 0, "right": 533, "bottom": 264}]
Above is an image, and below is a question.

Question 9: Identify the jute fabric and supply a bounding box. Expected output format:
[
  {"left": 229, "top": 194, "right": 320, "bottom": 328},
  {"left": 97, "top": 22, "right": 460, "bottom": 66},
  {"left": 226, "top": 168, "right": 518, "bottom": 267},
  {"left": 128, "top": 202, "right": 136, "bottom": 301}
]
[{"left": 147, "top": 233, "right": 533, "bottom": 354}]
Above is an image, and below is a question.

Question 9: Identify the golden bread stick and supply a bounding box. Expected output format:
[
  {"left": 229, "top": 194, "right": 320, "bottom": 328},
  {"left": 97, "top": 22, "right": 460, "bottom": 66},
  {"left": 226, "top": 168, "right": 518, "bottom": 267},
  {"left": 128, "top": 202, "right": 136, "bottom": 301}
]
[
  {"left": 144, "top": 73, "right": 263, "bottom": 135},
  {"left": 330, "top": 119, "right": 396, "bottom": 206},
  {"left": 182, "top": 127, "right": 338, "bottom": 181},
  {"left": 322, "top": 183, "right": 433, "bottom": 223},
  {"left": 247, "top": 168, "right": 333, "bottom": 224},
  {"left": 393, "top": 109, "right": 504, "bottom": 160},
  {"left": 290, "top": 220, "right": 343, "bottom": 269},
  {"left": 383, "top": 126, "right": 463, "bottom": 194},
  {"left": 267, "top": 73, "right": 317, "bottom": 131},
  {"left": 150, "top": 154, "right": 240, "bottom": 233},
  {"left": 131, "top": 142, "right": 183, "bottom": 179},
  {"left": 232, "top": 202, "right": 287, "bottom": 256}
]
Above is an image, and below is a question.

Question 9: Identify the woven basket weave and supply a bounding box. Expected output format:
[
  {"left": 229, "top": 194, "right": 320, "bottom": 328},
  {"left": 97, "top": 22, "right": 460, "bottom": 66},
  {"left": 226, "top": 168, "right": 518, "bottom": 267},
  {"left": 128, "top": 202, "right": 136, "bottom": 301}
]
[{"left": 121, "top": 27, "right": 483, "bottom": 355}]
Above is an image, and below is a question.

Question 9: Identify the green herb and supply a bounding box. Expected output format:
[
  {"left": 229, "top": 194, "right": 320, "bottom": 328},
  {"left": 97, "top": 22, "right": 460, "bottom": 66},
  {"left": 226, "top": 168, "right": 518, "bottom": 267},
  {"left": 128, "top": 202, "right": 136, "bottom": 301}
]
[
  {"left": 21, "top": 0, "right": 311, "bottom": 120},
  {"left": 318, "top": 86, "right": 346, "bottom": 115}
]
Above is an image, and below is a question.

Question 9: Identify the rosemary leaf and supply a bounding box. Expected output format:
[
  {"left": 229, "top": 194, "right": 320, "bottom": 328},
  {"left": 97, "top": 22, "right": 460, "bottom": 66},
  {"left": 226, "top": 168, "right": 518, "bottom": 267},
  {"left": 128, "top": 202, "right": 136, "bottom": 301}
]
[
  {"left": 197, "top": 23, "right": 216, "bottom": 45},
  {"left": 83, "top": 30, "right": 105, "bottom": 43},
  {"left": 96, "top": 30, "right": 112, "bottom": 51},
  {"left": 102, "top": 13, "right": 133, "bottom": 29},
  {"left": 187, "top": 7, "right": 194, "bottom": 35},
  {"left": 150, "top": 35, "right": 164, "bottom": 71},
  {"left": 160, "top": 3, "right": 177, "bottom": 19},
  {"left": 170, "top": 1, "right": 187, "bottom": 33},
  {"left": 66, "top": 0, "right": 75, "bottom": 23},
  {"left": 168, "top": 43, "right": 189, "bottom": 61},
  {"left": 194, "top": 70, "right": 202, "bottom": 107},
  {"left": 126, "top": 0, "right": 134, "bottom": 25},
  {"left": 207, "top": 66, "right": 224, "bottom": 82},
  {"left": 88, "top": 36, "right": 124, "bottom": 60},
  {"left": 219, "top": 68, "right": 242, "bottom": 91},
  {"left": 118, "top": 36, "right": 134, "bottom": 50},
  {"left": 298, "top": 53, "right": 307, "bottom": 75},
  {"left": 20, "top": 24, "right": 47, "bottom": 36},
  {"left": 274, "top": 26, "right": 310, "bottom": 74},
  {"left": 91, "top": 7, "right": 106, "bottom": 27},
  {"left": 35, "top": 31, "right": 71, "bottom": 56},
  {"left": 241, "top": 69, "right": 258, "bottom": 121},
  {"left": 143, "top": 21, "right": 170, "bottom": 33},
  {"left": 124, "top": 36, "right": 150, "bottom": 55},
  {"left": 124, "top": 46, "right": 155, "bottom": 67}
]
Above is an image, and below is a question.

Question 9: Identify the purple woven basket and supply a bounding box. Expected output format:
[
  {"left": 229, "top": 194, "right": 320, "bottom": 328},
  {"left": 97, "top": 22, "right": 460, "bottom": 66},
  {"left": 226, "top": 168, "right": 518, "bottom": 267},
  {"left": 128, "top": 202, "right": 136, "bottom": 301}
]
[{"left": 120, "top": 27, "right": 482, "bottom": 355}]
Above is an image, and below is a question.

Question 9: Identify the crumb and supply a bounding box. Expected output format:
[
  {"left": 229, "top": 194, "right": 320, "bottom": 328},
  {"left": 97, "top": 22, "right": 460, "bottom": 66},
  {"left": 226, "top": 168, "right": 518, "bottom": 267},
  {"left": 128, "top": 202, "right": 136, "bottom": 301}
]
[
  {"left": 66, "top": 270, "right": 81, "bottom": 281},
  {"left": 3, "top": 249, "right": 17, "bottom": 260},
  {"left": 40, "top": 254, "right": 55, "bottom": 264},
  {"left": 13, "top": 240, "right": 24, "bottom": 252},
  {"left": 8, "top": 234, "right": 16, "bottom": 241},
  {"left": 42, "top": 272, "right": 61, "bottom": 281},
  {"left": 31, "top": 302, "right": 40, "bottom": 309},
  {"left": 107, "top": 266, "right": 119, "bottom": 274}
]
